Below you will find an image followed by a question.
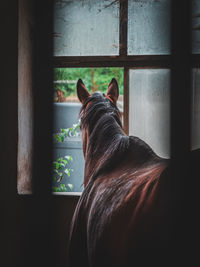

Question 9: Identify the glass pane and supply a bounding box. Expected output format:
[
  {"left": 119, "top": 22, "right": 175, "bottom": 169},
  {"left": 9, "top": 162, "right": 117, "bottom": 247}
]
[
  {"left": 129, "top": 69, "right": 170, "bottom": 158},
  {"left": 52, "top": 68, "right": 124, "bottom": 193},
  {"left": 53, "top": 0, "right": 119, "bottom": 56},
  {"left": 191, "top": 69, "right": 200, "bottom": 149},
  {"left": 192, "top": 0, "right": 200, "bottom": 54},
  {"left": 128, "top": 0, "right": 171, "bottom": 55}
]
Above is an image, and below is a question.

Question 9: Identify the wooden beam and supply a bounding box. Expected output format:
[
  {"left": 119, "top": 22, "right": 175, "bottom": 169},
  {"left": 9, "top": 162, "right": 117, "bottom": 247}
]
[
  {"left": 123, "top": 67, "right": 129, "bottom": 134},
  {"left": 119, "top": 0, "right": 128, "bottom": 56},
  {"left": 170, "top": 0, "right": 192, "bottom": 260},
  {"left": 53, "top": 55, "right": 171, "bottom": 68}
]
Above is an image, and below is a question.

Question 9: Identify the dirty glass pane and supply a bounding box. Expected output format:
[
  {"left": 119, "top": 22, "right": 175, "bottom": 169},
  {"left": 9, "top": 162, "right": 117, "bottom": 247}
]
[
  {"left": 129, "top": 69, "right": 170, "bottom": 158},
  {"left": 191, "top": 69, "right": 200, "bottom": 149},
  {"left": 128, "top": 0, "right": 171, "bottom": 55},
  {"left": 192, "top": 0, "right": 200, "bottom": 54},
  {"left": 53, "top": 0, "right": 119, "bottom": 56}
]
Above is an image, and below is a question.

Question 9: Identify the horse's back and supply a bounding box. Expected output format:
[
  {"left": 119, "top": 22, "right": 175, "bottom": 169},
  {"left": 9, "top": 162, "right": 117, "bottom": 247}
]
[{"left": 69, "top": 161, "right": 172, "bottom": 267}]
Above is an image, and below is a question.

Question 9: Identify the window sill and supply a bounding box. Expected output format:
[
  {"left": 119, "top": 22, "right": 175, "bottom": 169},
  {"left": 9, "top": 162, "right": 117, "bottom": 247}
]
[{"left": 52, "top": 192, "right": 82, "bottom": 196}]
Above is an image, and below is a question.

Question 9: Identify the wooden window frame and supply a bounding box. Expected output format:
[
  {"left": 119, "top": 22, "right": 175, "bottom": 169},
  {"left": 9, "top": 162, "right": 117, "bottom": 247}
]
[
  {"left": 53, "top": 0, "right": 198, "bottom": 136},
  {"left": 53, "top": 0, "right": 174, "bottom": 134}
]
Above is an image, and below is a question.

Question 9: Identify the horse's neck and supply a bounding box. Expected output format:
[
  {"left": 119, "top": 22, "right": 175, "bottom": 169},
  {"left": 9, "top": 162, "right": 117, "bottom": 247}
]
[
  {"left": 84, "top": 118, "right": 125, "bottom": 185},
  {"left": 83, "top": 116, "right": 163, "bottom": 187}
]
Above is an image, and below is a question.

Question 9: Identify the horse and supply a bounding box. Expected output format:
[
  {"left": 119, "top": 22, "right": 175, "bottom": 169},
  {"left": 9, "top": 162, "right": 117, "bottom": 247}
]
[{"left": 68, "top": 78, "right": 197, "bottom": 267}]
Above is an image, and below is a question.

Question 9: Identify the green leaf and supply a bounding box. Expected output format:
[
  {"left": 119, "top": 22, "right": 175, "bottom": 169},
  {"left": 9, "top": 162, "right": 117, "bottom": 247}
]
[
  {"left": 64, "top": 169, "right": 70, "bottom": 176},
  {"left": 65, "top": 155, "right": 73, "bottom": 161},
  {"left": 60, "top": 184, "right": 67, "bottom": 192},
  {"left": 67, "top": 184, "right": 73, "bottom": 191},
  {"left": 62, "top": 159, "right": 68, "bottom": 165}
]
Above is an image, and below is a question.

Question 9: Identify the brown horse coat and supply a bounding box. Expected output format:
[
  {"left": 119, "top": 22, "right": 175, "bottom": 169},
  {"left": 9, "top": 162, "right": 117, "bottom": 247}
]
[{"left": 68, "top": 78, "right": 197, "bottom": 266}]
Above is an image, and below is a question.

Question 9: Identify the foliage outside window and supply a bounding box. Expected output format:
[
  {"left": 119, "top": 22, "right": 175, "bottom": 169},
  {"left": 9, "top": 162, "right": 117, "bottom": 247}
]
[
  {"left": 52, "top": 121, "right": 81, "bottom": 192},
  {"left": 53, "top": 68, "right": 124, "bottom": 102}
]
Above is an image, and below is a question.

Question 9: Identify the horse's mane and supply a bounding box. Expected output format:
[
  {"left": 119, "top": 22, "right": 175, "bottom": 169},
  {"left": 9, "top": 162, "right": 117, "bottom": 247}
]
[
  {"left": 80, "top": 92, "right": 161, "bottom": 180},
  {"left": 80, "top": 91, "right": 122, "bottom": 134}
]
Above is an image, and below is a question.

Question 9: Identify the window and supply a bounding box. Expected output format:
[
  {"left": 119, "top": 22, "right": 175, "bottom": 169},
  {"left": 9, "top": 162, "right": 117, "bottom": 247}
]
[{"left": 52, "top": 0, "right": 200, "bottom": 194}]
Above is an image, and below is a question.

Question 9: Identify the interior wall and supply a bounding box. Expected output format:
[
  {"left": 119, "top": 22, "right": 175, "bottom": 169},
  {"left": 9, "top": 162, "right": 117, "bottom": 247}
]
[
  {"left": 0, "top": 1, "right": 79, "bottom": 267},
  {"left": 0, "top": 0, "right": 19, "bottom": 266}
]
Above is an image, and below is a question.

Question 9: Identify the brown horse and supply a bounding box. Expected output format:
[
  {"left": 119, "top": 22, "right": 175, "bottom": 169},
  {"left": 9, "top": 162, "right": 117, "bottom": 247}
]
[{"left": 68, "top": 78, "right": 177, "bottom": 267}]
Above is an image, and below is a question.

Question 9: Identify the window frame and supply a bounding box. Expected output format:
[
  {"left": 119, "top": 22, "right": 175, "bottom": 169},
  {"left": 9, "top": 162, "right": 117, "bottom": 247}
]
[
  {"left": 52, "top": 0, "right": 196, "bottom": 197},
  {"left": 53, "top": 0, "right": 174, "bottom": 134}
]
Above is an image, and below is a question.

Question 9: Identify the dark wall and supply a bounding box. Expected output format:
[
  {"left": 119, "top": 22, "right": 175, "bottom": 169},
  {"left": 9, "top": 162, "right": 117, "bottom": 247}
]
[
  {"left": 0, "top": 1, "right": 79, "bottom": 266},
  {"left": 0, "top": 0, "right": 19, "bottom": 265}
]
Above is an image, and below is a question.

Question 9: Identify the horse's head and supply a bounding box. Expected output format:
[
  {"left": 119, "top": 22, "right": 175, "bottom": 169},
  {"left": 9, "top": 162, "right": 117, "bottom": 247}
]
[{"left": 76, "top": 78, "right": 120, "bottom": 158}]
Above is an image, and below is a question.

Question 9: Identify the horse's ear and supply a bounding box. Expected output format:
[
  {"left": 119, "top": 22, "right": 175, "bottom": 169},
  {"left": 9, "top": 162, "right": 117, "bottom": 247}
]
[
  {"left": 106, "top": 78, "right": 119, "bottom": 104},
  {"left": 77, "top": 79, "right": 90, "bottom": 104}
]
